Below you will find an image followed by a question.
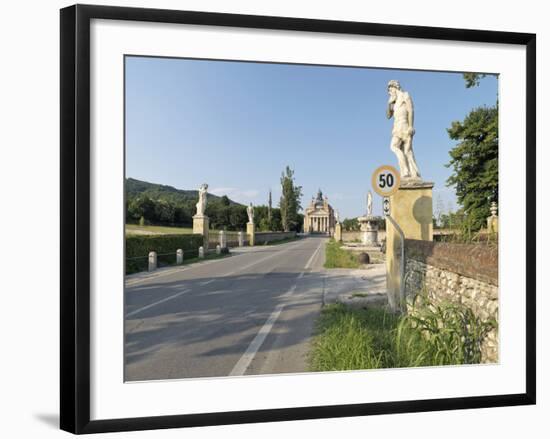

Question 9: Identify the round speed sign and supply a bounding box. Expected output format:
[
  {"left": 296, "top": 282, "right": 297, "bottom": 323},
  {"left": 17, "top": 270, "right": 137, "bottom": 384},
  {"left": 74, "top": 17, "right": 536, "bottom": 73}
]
[{"left": 371, "top": 165, "right": 401, "bottom": 197}]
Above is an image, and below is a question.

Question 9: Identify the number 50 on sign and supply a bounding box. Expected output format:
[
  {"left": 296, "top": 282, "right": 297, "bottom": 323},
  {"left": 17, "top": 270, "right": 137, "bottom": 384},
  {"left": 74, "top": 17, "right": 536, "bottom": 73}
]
[{"left": 371, "top": 165, "right": 401, "bottom": 197}]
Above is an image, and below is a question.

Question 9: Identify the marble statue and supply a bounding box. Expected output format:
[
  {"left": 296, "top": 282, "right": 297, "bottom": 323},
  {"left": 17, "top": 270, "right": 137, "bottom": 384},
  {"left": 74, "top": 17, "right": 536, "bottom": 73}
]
[
  {"left": 367, "top": 191, "right": 373, "bottom": 217},
  {"left": 195, "top": 183, "right": 208, "bottom": 216},
  {"left": 247, "top": 203, "right": 254, "bottom": 224},
  {"left": 335, "top": 210, "right": 340, "bottom": 224},
  {"left": 386, "top": 80, "right": 421, "bottom": 179}
]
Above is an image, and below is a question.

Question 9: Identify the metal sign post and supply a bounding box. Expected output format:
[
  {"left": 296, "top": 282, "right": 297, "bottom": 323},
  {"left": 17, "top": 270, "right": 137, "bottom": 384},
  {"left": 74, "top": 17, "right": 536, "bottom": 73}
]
[{"left": 383, "top": 197, "right": 406, "bottom": 313}]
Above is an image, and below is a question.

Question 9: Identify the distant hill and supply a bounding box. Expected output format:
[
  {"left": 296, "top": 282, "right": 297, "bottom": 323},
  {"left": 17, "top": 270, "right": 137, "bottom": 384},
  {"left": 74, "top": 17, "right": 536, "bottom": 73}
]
[{"left": 125, "top": 178, "right": 242, "bottom": 206}]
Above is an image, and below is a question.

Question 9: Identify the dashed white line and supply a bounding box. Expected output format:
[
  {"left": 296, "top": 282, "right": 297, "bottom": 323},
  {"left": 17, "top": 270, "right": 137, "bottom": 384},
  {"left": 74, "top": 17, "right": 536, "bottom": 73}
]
[
  {"left": 125, "top": 289, "right": 190, "bottom": 318},
  {"left": 229, "top": 238, "right": 325, "bottom": 376}
]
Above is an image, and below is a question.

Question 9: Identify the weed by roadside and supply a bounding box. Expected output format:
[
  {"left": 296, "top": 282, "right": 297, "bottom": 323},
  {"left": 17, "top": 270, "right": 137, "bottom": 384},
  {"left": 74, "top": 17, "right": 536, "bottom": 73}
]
[{"left": 309, "top": 296, "right": 496, "bottom": 372}]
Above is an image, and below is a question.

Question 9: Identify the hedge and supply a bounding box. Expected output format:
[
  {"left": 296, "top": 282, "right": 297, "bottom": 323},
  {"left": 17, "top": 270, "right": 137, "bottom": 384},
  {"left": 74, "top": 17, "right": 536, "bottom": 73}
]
[{"left": 126, "top": 234, "right": 203, "bottom": 274}]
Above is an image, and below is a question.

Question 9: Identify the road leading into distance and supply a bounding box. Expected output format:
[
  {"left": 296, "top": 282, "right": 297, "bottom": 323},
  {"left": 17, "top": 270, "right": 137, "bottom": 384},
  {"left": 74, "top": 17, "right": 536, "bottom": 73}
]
[{"left": 124, "top": 236, "right": 328, "bottom": 381}]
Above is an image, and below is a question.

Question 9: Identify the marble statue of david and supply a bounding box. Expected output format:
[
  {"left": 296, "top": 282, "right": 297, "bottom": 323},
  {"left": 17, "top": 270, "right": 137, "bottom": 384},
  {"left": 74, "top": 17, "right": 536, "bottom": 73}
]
[{"left": 386, "top": 80, "right": 421, "bottom": 179}]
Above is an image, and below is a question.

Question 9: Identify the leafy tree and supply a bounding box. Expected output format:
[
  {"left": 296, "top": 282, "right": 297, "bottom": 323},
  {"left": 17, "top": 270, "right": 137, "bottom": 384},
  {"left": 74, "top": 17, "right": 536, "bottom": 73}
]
[
  {"left": 279, "top": 166, "right": 303, "bottom": 232},
  {"left": 154, "top": 199, "right": 176, "bottom": 224},
  {"left": 446, "top": 106, "right": 498, "bottom": 230},
  {"left": 446, "top": 74, "right": 498, "bottom": 231},
  {"left": 463, "top": 73, "right": 487, "bottom": 88},
  {"left": 342, "top": 217, "right": 360, "bottom": 231},
  {"left": 228, "top": 205, "right": 248, "bottom": 230},
  {"left": 130, "top": 195, "right": 156, "bottom": 223}
]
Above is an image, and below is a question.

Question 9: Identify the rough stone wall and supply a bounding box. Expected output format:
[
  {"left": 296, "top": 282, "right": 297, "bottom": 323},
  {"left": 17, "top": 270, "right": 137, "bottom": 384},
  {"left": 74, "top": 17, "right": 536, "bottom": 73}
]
[{"left": 404, "top": 239, "right": 498, "bottom": 363}]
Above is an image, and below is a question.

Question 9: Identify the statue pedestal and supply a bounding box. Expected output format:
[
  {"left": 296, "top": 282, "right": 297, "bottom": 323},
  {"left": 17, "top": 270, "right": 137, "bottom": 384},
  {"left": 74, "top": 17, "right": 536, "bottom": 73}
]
[
  {"left": 193, "top": 215, "right": 209, "bottom": 249},
  {"left": 358, "top": 215, "right": 380, "bottom": 246},
  {"left": 247, "top": 222, "right": 255, "bottom": 246},
  {"left": 386, "top": 180, "right": 434, "bottom": 311},
  {"left": 334, "top": 223, "right": 342, "bottom": 242}
]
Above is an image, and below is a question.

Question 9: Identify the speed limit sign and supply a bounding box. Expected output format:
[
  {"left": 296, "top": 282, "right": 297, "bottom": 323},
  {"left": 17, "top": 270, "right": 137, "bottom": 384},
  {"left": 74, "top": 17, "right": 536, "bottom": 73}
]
[{"left": 371, "top": 165, "right": 400, "bottom": 197}]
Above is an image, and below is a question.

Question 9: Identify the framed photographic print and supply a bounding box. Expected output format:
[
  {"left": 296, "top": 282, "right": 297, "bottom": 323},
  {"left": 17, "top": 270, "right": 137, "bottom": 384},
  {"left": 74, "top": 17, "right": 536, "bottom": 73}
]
[{"left": 60, "top": 4, "right": 536, "bottom": 434}]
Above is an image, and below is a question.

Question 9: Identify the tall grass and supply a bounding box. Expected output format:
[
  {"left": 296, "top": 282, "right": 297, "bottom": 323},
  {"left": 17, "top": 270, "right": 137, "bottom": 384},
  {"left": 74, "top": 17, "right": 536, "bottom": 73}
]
[
  {"left": 309, "top": 298, "right": 496, "bottom": 372},
  {"left": 324, "top": 239, "right": 360, "bottom": 269}
]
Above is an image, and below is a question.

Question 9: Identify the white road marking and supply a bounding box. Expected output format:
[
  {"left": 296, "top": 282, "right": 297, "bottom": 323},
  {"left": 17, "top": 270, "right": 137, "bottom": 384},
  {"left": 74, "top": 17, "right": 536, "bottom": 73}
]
[
  {"left": 125, "top": 289, "right": 190, "bottom": 318},
  {"left": 229, "top": 292, "right": 293, "bottom": 377},
  {"left": 199, "top": 279, "right": 216, "bottom": 286},
  {"left": 229, "top": 238, "right": 326, "bottom": 376},
  {"left": 125, "top": 239, "right": 310, "bottom": 317}
]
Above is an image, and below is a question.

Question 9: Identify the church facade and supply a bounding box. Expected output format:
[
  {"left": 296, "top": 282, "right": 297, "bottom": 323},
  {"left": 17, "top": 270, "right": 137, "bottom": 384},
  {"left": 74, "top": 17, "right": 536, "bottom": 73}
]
[{"left": 303, "top": 189, "right": 335, "bottom": 234}]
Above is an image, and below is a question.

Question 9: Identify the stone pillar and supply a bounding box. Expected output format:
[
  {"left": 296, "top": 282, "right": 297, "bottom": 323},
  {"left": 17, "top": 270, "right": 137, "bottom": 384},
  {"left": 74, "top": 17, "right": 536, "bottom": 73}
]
[
  {"left": 247, "top": 222, "right": 255, "bottom": 246},
  {"left": 238, "top": 231, "right": 244, "bottom": 247},
  {"left": 487, "top": 201, "right": 498, "bottom": 233},
  {"left": 365, "top": 220, "right": 379, "bottom": 245},
  {"left": 148, "top": 251, "right": 157, "bottom": 271},
  {"left": 193, "top": 215, "right": 209, "bottom": 249},
  {"left": 334, "top": 223, "right": 342, "bottom": 242},
  {"left": 216, "top": 244, "right": 221, "bottom": 255},
  {"left": 219, "top": 230, "right": 227, "bottom": 249},
  {"left": 386, "top": 181, "right": 434, "bottom": 311},
  {"left": 176, "top": 249, "right": 184, "bottom": 265},
  {"left": 198, "top": 246, "right": 205, "bottom": 259}
]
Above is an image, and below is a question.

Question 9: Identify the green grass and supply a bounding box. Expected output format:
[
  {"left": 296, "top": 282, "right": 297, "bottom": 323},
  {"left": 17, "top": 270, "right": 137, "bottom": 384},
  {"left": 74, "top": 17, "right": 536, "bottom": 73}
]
[
  {"left": 126, "top": 224, "right": 195, "bottom": 235},
  {"left": 309, "top": 299, "right": 496, "bottom": 372},
  {"left": 324, "top": 239, "right": 360, "bottom": 269}
]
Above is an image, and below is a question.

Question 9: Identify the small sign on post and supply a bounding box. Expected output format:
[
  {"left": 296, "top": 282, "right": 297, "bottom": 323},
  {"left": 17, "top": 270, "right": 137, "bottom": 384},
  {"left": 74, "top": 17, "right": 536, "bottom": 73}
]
[
  {"left": 371, "top": 165, "right": 400, "bottom": 198},
  {"left": 383, "top": 197, "right": 391, "bottom": 216}
]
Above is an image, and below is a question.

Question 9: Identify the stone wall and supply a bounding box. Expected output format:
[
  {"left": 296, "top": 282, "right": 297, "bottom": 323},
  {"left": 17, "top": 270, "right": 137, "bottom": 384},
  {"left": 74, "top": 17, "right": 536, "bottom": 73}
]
[
  {"left": 342, "top": 230, "right": 386, "bottom": 242},
  {"left": 255, "top": 231, "right": 296, "bottom": 244},
  {"left": 404, "top": 239, "right": 498, "bottom": 363}
]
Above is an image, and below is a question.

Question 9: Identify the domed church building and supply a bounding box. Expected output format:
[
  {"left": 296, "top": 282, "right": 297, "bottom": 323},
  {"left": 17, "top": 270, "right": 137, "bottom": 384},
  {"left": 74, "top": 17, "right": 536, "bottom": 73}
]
[{"left": 303, "top": 189, "right": 336, "bottom": 235}]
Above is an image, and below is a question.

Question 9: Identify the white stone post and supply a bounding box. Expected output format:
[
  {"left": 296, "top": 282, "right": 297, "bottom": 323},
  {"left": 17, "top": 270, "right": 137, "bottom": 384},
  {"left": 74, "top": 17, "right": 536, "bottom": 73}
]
[
  {"left": 198, "top": 246, "right": 205, "bottom": 259},
  {"left": 238, "top": 231, "right": 244, "bottom": 247},
  {"left": 176, "top": 249, "right": 184, "bottom": 265},
  {"left": 148, "top": 251, "right": 157, "bottom": 271},
  {"left": 335, "top": 223, "right": 342, "bottom": 242},
  {"left": 219, "top": 230, "right": 227, "bottom": 249},
  {"left": 216, "top": 244, "right": 221, "bottom": 255}
]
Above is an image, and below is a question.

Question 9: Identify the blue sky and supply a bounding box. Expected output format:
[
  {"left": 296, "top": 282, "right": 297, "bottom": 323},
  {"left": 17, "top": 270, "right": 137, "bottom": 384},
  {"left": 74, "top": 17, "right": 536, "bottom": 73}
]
[{"left": 125, "top": 56, "right": 498, "bottom": 219}]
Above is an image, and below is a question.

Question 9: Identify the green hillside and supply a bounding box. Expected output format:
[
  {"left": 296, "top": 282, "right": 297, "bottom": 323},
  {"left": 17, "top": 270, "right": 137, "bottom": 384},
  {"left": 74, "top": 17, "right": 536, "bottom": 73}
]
[
  {"left": 126, "top": 178, "right": 241, "bottom": 206},
  {"left": 125, "top": 178, "right": 247, "bottom": 230}
]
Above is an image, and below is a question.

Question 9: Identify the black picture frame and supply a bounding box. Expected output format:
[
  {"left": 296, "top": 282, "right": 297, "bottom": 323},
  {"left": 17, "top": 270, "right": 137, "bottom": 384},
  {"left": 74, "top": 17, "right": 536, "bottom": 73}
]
[{"left": 60, "top": 4, "right": 536, "bottom": 434}]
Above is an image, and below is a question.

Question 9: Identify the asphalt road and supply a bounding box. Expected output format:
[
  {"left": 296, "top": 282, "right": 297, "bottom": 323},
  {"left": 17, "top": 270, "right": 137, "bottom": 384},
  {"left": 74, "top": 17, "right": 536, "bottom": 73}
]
[{"left": 124, "top": 236, "right": 328, "bottom": 381}]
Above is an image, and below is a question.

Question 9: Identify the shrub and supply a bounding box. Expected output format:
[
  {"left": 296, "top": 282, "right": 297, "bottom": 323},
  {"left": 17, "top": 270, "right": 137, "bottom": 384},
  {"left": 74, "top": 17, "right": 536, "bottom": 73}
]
[
  {"left": 126, "top": 234, "right": 203, "bottom": 274},
  {"left": 309, "top": 296, "right": 496, "bottom": 372},
  {"left": 396, "top": 294, "right": 497, "bottom": 366}
]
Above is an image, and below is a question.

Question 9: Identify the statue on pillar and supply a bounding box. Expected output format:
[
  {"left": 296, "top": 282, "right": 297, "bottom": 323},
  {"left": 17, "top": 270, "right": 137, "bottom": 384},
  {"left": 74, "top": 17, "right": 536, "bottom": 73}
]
[
  {"left": 195, "top": 183, "right": 208, "bottom": 216},
  {"left": 247, "top": 203, "right": 254, "bottom": 224},
  {"left": 367, "top": 191, "right": 373, "bottom": 217},
  {"left": 386, "top": 80, "right": 421, "bottom": 180}
]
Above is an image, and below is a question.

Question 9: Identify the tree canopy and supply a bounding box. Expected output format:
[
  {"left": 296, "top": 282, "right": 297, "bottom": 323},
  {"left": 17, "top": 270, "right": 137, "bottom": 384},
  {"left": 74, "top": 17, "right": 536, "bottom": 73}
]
[
  {"left": 279, "top": 166, "right": 303, "bottom": 232},
  {"left": 445, "top": 74, "right": 498, "bottom": 230}
]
